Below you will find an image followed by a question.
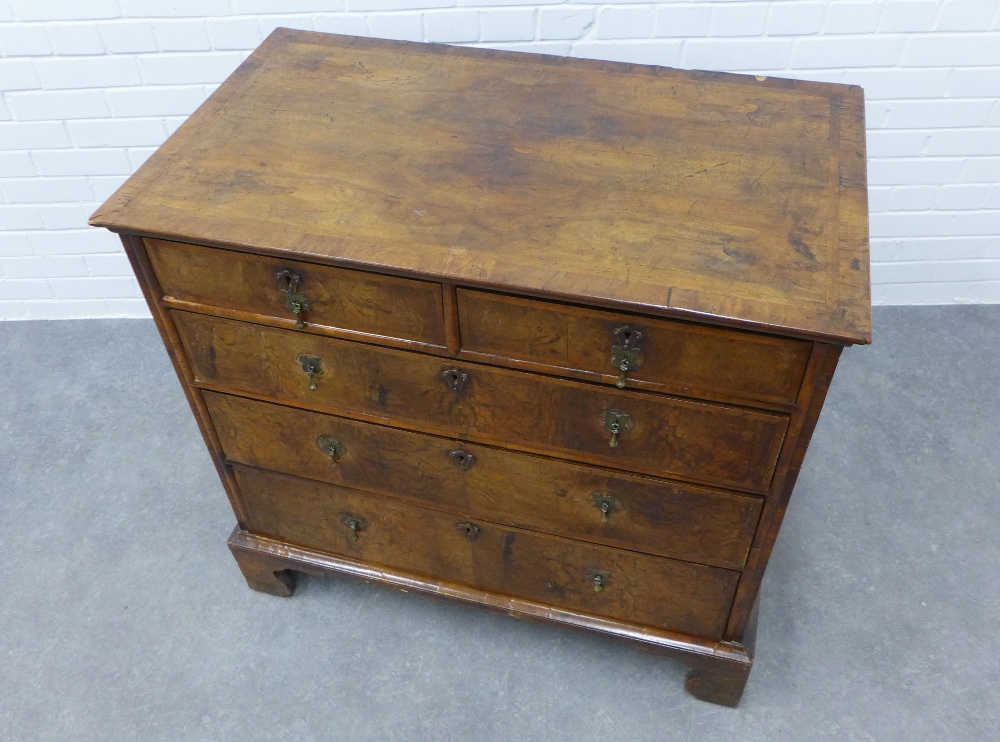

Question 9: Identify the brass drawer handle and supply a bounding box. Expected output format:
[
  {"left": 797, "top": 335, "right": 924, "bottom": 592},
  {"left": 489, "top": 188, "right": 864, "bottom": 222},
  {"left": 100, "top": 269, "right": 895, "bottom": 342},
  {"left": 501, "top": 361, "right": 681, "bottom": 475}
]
[
  {"left": 441, "top": 367, "right": 468, "bottom": 392},
  {"left": 587, "top": 568, "right": 611, "bottom": 593},
  {"left": 317, "top": 434, "right": 345, "bottom": 465},
  {"left": 600, "top": 409, "right": 633, "bottom": 448},
  {"left": 456, "top": 521, "right": 481, "bottom": 541},
  {"left": 611, "top": 325, "right": 643, "bottom": 389},
  {"left": 449, "top": 449, "right": 476, "bottom": 471},
  {"left": 276, "top": 269, "right": 310, "bottom": 329},
  {"left": 297, "top": 353, "right": 324, "bottom": 391},
  {"left": 341, "top": 513, "right": 367, "bottom": 540},
  {"left": 592, "top": 493, "right": 618, "bottom": 523}
]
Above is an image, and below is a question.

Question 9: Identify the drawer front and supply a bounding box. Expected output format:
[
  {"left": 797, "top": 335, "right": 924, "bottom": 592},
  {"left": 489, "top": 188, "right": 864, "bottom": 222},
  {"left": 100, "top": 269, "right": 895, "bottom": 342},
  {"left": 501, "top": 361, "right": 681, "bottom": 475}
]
[
  {"left": 206, "top": 391, "right": 762, "bottom": 569},
  {"left": 233, "top": 465, "right": 740, "bottom": 639},
  {"left": 176, "top": 312, "right": 788, "bottom": 492},
  {"left": 146, "top": 238, "right": 447, "bottom": 347},
  {"left": 458, "top": 289, "right": 811, "bottom": 406}
]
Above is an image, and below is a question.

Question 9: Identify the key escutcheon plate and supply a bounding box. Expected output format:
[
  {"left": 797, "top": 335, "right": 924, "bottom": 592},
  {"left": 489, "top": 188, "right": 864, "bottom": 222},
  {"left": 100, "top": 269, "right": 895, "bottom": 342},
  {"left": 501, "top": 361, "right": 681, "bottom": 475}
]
[
  {"left": 275, "top": 269, "right": 310, "bottom": 329},
  {"left": 592, "top": 492, "right": 619, "bottom": 522},
  {"left": 599, "top": 409, "right": 634, "bottom": 448},
  {"left": 316, "top": 434, "right": 345, "bottom": 465},
  {"left": 610, "top": 325, "right": 644, "bottom": 389},
  {"left": 297, "top": 354, "right": 324, "bottom": 391}
]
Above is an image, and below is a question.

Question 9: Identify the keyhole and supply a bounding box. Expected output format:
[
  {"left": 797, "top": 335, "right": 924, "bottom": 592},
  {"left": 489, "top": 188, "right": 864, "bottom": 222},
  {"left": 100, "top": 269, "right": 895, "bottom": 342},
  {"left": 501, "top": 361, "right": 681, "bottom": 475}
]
[
  {"left": 442, "top": 367, "right": 468, "bottom": 392},
  {"left": 450, "top": 449, "right": 475, "bottom": 470}
]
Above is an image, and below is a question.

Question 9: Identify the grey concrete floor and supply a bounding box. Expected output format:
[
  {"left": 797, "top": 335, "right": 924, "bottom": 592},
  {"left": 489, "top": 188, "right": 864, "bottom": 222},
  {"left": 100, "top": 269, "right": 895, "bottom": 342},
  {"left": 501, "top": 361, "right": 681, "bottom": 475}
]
[{"left": 1, "top": 306, "right": 998, "bottom": 741}]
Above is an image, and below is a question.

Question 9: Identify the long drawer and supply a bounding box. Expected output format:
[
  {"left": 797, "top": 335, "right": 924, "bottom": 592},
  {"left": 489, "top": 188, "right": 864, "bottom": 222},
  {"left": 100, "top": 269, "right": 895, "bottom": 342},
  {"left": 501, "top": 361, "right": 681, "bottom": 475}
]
[
  {"left": 175, "top": 311, "right": 788, "bottom": 492},
  {"left": 205, "top": 391, "right": 762, "bottom": 569},
  {"left": 146, "top": 238, "right": 447, "bottom": 349},
  {"left": 458, "top": 289, "right": 811, "bottom": 407},
  {"left": 233, "top": 464, "right": 740, "bottom": 639}
]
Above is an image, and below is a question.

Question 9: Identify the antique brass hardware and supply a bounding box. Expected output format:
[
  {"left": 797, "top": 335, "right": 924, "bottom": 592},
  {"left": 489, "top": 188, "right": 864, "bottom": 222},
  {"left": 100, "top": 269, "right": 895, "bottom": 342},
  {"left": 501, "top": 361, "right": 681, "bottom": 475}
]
[
  {"left": 592, "top": 493, "right": 619, "bottom": 523},
  {"left": 341, "top": 513, "right": 367, "bottom": 541},
  {"left": 587, "top": 568, "right": 611, "bottom": 593},
  {"left": 275, "top": 268, "right": 309, "bottom": 329},
  {"left": 456, "top": 521, "right": 481, "bottom": 541},
  {"left": 449, "top": 449, "right": 476, "bottom": 471},
  {"left": 297, "top": 354, "right": 324, "bottom": 391},
  {"left": 441, "top": 367, "right": 468, "bottom": 392},
  {"left": 316, "top": 434, "right": 345, "bottom": 465},
  {"left": 611, "top": 325, "right": 643, "bottom": 389},
  {"left": 600, "top": 409, "right": 633, "bottom": 448}
]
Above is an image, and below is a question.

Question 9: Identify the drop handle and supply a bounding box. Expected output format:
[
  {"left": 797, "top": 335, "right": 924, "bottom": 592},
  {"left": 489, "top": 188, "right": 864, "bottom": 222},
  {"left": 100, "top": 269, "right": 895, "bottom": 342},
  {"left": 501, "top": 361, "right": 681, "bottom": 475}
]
[
  {"left": 592, "top": 493, "right": 618, "bottom": 523},
  {"left": 276, "top": 269, "right": 310, "bottom": 330},
  {"left": 297, "top": 354, "right": 324, "bottom": 391},
  {"left": 610, "top": 325, "right": 643, "bottom": 389},
  {"left": 341, "top": 513, "right": 367, "bottom": 541},
  {"left": 288, "top": 298, "right": 306, "bottom": 330},
  {"left": 588, "top": 569, "right": 611, "bottom": 593},
  {"left": 600, "top": 410, "right": 633, "bottom": 448},
  {"left": 317, "top": 435, "right": 345, "bottom": 465}
]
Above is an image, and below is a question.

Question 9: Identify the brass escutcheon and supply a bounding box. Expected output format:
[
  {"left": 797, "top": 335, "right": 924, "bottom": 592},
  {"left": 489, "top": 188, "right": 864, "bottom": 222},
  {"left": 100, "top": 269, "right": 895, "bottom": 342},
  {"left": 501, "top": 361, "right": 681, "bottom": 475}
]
[
  {"left": 610, "top": 325, "right": 643, "bottom": 389},
  {"left": 441, "top": 367, "right": 468, "bottom": 392},
  {"left": 587, "top": 568, "right": 611, "bottom": 593},
  {"left": 316, "top": 434, "right": 345, "bottom": 465},
  {"left": 276, "top": 269, "right": 309, "bottom": 329},
  {"left": 449, "top": 449, "right": 476, "bottom": 471},
  {"left": 297, "top": 354, "right": 324, "bottom": 391},
  {"left": 592, "top": 492, "right": 619, "bottom": 523},
  {"left": 599, "top": 409, "right": 633, "bottom": 448},
  {"left": 341, "top": 513, "right": 367, "bottom": 541},
  {"left": 456, "top": 521, "right": 481, "bottom": 541}
]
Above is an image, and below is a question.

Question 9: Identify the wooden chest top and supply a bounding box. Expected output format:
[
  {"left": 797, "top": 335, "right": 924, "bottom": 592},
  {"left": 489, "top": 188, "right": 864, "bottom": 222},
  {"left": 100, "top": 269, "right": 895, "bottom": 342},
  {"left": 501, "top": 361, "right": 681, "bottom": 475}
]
[{"left": 89, "top": 28, "right": 870, "bottom": 344}]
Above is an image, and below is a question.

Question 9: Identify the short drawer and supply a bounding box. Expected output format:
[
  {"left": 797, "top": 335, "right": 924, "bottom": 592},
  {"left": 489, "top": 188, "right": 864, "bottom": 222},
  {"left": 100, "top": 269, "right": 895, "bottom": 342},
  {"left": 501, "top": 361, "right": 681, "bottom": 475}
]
[
  {"left": 175, "top": 312, "right": 788, "bottom": 492},
  {"left": 233, "top": 465, "right": 740, "bottom": 639},
  {"left": 457, "top": 289, "right": 811, "bottom": 407},
  {"left": 206, "top": 392, "right": 762, "bottom": 569},
  {"left": 146, "top": 238, "right": 447, "bottom": 348}
]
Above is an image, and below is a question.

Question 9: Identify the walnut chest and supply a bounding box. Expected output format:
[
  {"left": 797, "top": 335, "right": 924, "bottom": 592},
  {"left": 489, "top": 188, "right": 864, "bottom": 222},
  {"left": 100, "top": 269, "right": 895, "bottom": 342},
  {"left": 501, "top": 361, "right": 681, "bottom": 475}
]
[{"left": 90, "top": 29, "right": 870, "bottom": 707}]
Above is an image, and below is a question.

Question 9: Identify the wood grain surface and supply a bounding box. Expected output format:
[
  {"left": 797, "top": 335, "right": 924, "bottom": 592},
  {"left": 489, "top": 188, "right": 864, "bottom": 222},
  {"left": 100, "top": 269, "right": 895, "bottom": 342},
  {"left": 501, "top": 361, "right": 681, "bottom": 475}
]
[
  {"left": 205, "top": 391, "right": 763, "bottom": 569},
  {"left": 89, "top": 29, "right": 870, "bottom": 344},
  {"left": 147, "top": 237, "right": 447, "bottom": 347},
  {"left": 174, "top": 311, "right": 789, "bottom": 492},
  {"left": 87, "top": 29, "right": 872, "bottom": 707},
  {"left": 233, "top": 464, "right": 740, "bottom": 638},
  {"left": 457, "top": 288, "right": 811, "bottom": 407}
]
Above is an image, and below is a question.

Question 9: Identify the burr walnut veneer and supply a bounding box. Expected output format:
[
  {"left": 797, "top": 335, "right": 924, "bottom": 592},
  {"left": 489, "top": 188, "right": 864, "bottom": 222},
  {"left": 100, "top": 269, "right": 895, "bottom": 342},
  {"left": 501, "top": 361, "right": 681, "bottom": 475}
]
[{"left": 90, "top": 29, "right": 870, "bottom": 707}]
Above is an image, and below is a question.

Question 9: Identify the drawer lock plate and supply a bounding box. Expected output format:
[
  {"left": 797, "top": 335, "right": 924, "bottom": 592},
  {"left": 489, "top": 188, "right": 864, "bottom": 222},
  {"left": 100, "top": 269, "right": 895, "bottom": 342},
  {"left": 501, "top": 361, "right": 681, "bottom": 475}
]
[
  {"left": 275, "top": 269, "right": 310, "bottom": 329},
  {"left": 611, "top": 325, "right": 644, "bottom": 389}
]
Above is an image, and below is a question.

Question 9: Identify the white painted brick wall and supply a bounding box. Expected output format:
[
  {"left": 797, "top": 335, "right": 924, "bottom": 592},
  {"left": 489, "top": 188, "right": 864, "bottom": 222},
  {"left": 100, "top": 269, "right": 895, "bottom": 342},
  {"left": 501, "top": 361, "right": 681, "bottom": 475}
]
[{"left": 1, "top": 1, "right": 999, "bottom": 319}]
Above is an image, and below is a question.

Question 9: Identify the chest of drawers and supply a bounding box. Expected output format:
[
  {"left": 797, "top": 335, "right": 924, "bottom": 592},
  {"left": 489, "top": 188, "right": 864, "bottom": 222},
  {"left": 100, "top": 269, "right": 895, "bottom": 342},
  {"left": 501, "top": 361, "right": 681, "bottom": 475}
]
[{"left": 90, "top": 29, "right": 870, "bottom": 707}]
